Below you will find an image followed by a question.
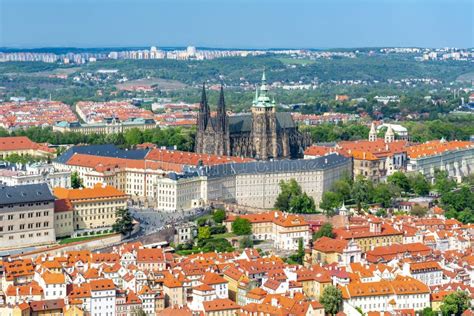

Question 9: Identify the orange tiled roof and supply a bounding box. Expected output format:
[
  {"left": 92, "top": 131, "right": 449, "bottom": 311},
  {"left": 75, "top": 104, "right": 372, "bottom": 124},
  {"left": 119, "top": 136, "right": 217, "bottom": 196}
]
[
  {"left": 54, "top": 183, "right": 126, "bottom": 200},
  {"left": 407, "top": 140, "right": 473, "bottom": 159},
  {"left": 313, "top": 237, "right": 348, "bottom": 253},
  {"left": 0, "top": 136, "right": 55, "bottom": 153},
  {"left": 42, "top": 271, "right": 65, "bottom": 284},
  {"left": 203, "top": 298, "right": 239, "bottom": 312},
  {"left": 136, "top": 248, "right": 164, "bottom": 263},
  {"left": 145, "top": 148, "right": 253, "bottom": 165}
]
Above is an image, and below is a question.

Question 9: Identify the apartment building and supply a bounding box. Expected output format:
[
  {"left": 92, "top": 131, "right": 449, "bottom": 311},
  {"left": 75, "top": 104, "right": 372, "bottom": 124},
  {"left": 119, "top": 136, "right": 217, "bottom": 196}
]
[
  {"left": 224, "top": 211, "right": 310, "bottom": 251},
  {"left": 0, "top": 183, "right": 56, "bottom": 250},
  {"left": 333, "top": 218, "right": 403, "bottom": 252},
  {"left": 341, "top": 276, "right": 430, "bottom": 314},
  {"left": 0, "top": 162, "right": 71, "bottom": 188},
  {"left": 406, "top": 140, "right": 474, "bottom": 183},
  {"left": 53, "top": 117, "right": 157, "bottom": 135},
  {"left": 304, "top": 125, "right": 407, "bottom": 183},
  {"left": 53, "top": 183, "right": 128, "bottom": 231},
  {"left": 0, "top": 136, "right": 55, "bottom": 160}
]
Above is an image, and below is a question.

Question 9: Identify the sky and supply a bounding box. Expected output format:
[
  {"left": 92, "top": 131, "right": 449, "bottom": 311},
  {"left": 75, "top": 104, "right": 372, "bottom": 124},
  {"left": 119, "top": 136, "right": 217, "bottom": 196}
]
[{"left": 0, "top": 0, "right": 473, "bottom": 49}]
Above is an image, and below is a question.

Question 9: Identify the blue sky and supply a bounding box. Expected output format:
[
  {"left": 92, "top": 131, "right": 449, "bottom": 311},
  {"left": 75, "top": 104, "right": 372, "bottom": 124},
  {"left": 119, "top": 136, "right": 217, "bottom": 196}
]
[{"left": 1, "top": 0, "right": 472, "bottom": 48}]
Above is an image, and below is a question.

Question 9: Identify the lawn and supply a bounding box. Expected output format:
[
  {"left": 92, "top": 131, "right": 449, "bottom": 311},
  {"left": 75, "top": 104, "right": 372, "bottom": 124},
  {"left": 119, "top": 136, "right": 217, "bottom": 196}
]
[{"left": 58, "top": 233, "right": 114, "bottom": 245}]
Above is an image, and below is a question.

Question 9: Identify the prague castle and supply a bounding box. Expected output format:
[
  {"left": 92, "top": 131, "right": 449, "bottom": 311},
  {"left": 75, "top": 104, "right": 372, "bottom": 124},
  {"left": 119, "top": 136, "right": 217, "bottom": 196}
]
[{"left": 195, "top": 72, "right": 310, "bottom": 160}]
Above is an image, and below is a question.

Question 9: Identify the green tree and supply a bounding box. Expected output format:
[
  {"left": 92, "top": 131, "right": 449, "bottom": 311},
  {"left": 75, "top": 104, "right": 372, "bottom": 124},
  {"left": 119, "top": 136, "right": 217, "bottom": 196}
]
[
  {"left": 411, "top": 204, "right": 428, "bottom": 218},
  {"left": 320, "top": 285, "right": 343, "bottom": 316},
  {"left": 319, "top": 191, "right": 341, "bottom": 216},
  {"left": 198, "top": 226, "right": 211, "bottom": 240},
  {"left": 239, "top": 235, "right": 254, "bottom": 249},
  {"left": 421, "top": 307, "right": 436, "bottom": 316},
  {"left": 199, "top": 238, "right": 234, "bottom": 253},
  {"left": 71, "top": 171, "right": 84, "bottom": 189},
  {"left": 112, "top": 209, "right": 134, "bottom": 237},
  {"left": 313, "top": 223, "right": 335, "bottom": 240},
  {"left": 288, "top": 238, "right": 305, "bottom": 264},
  {"left": 231, "top": 217, "right": 252, "bottom": 236},
  {"left": 440, "top": 290, "right": 471, "bottom": 316},
  {"left": 331, "top": 179, "right": 352, "bottom": 202},
  {"left": 124, "top": 128, "right": 144, "bottom": 146},
  {"left": 289, "top": 192, "right": 316, "bottom": 214},
  {"left": 274, "top": 179, "right": 302, "bottom": 212},
  {"left": 351, "top": 176, "right": 372, "bottom": 212},
  {"left": 434, "top": 170, "right": 456, "bottom": 195},
  {"left": 373, "top": 183, "right": 394, "bottom": 208},
  {"left": 387, "top": 171, "right": 410, "bottom": 193},
  {"left": 408, "top": 173, "right": 430, "bottom": 196},
  {"left": 212, "top": 209, "right": 226, "bottom": 224},
  {"left": 134, "top": 309, "right": 147, "bottom": 316}
]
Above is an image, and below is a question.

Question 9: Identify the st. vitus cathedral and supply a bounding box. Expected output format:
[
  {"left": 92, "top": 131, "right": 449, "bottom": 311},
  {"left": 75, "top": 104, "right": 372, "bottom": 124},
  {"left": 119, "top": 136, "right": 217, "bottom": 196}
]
[{"left": 195, "top": 71, "right": 310, "bottom": 160}]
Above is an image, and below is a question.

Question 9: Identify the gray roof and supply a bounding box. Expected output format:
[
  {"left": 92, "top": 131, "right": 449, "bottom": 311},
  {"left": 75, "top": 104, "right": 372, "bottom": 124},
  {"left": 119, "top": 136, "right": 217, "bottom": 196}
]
[
  {"left": 227, "top": 112, "right": 296, "bottom": 134},
  {"left": 56, "top": 144, "right": 149, "bottom": 164},
  {"left": 0, "top": 183, "right": 54, "bottom": 206},
  {"left": 194, "top": 153, "right": 350, "bottom": 178}
]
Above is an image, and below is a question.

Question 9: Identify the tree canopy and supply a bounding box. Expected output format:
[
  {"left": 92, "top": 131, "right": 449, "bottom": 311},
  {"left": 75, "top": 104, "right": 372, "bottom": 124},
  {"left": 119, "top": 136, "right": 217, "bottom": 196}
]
[
  {"left": 320, "top": 285, "right": 343, "bottom": 316},
  {"left": 274, "top": 179, "right": 315, "bottom": 213},
  {"left": 231, "top": 217, "right": 252, "bottom": 236}
]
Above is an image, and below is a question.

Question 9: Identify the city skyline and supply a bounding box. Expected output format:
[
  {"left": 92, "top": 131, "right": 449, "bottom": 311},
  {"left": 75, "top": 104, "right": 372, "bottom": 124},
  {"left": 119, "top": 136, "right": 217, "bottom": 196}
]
[{"left": 1, "top": 0, "right": 473, "bottom": 49}]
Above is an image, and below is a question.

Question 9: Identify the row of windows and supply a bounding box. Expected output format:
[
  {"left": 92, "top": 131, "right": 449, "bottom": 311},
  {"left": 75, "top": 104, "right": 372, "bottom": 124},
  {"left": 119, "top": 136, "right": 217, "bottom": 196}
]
[
  {"left": 2, "top": 231, "right": 49, "bottom": 240},
  {"left": 0, "top": 201, "right": 50, "bottom": 209},
  {"left": 0, "top": 221, "right": 50, "bottom": 231},
  {"left": 0, "top": 210, "right": 50, "bottom": 221}
]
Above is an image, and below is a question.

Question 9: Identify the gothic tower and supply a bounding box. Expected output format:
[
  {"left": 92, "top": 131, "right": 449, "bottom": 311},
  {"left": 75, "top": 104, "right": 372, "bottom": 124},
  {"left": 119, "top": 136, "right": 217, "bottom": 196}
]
[
  {"left": 215, "top": 85, "right": 230, "bottom": 156},
  {"left": 251, "top": 71, "right": 278, "bottom": 160},
  {"left": 195, "top": 83, "right": 210, "bottom": 153}
]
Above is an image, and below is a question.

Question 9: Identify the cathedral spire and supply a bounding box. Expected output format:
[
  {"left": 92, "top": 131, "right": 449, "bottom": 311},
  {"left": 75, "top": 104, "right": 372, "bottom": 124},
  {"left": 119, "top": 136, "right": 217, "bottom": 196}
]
[
  {"left": 216, "top": 84, "right": 227, "bottom": 132},
  {"left": 252, "top": 70, "right": 273, "bottom": 108},
  {"left": 198, "top": 83, "right": 209, "bottom": 131}
]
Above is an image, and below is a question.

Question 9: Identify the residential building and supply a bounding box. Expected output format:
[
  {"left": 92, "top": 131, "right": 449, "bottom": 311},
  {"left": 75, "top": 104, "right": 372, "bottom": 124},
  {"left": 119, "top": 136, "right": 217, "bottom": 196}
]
[
  {"left": 333, "top": 218, "right": 403, "bottom": 252},
  {"left": 0, "top": 136, "right": 55, "bottom": 160},
  {"left": 0, "top": 162, "right": 71, "bottom": 188},
  {"left": 406, "top": 140, "right": 474, "bottom": 183},
  {"left": 311, "top": 237, "right": 362, "bottom": 266},
  {"left": 53, "top": 117, "right": 157, "bottom": 135},
  {"left": 224, "top": 211, "right": 310, "bottom": 251},
  {"left": 53, "top": 199, "right": 74, "bottom": 238},
  {"left": 341, "top": 276, "right": 430, "bottom": 314},
  {"left": 53, "top": 183, "right": 127, "bottom": 232},
  {"left": 0, "top": 183, "right": 56, "bottom": 250}
]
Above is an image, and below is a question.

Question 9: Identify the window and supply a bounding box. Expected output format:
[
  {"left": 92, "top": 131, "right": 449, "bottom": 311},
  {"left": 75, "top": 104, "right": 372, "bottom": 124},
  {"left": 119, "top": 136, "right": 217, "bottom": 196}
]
[{"left": 7, "top": 215, "right": 13, "bottom": 220}]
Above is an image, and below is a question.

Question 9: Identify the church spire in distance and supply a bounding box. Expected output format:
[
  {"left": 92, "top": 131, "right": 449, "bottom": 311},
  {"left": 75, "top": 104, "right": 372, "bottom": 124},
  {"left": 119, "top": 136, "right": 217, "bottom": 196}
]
[
  {"left": 199, "top": 82, "right": 209, "bottom": 130},
  {"left": 216, "top": 84, "right": 227, "bottom": 132}
]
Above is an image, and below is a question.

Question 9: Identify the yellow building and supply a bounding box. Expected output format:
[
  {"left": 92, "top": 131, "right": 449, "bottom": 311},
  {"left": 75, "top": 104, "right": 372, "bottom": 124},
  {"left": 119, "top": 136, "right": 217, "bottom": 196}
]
[
  {"left": 63, "top": 305, "right": 85, "bottom": 316},
  {"left": 53, "top": 183, "right": 128, "bottom": 231},
  {"left": 0, "top": 136, "right": 55, "bottom": 160},
  {"left": 311, "top": 237, "right": 362, "bottom": 266},
  {"left": 54, "top": 199, "right": 74, "bottom": 238},
  {"left": 296, "top": 267, "right": 332, "bottom": 300},
  {"left": 222, "top": 266, "right": 248, "bottom": 302},
  {"left": 203, "top": 298, "right": 239, "bottom": 316},
  {"left": 333, "top": 218, "right": 403, "bottom": 252}
]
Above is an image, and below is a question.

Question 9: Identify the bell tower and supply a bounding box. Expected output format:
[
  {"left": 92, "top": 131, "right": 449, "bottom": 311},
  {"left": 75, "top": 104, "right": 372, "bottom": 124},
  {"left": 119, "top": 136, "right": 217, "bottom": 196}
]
[{"left": 251, "top": 70, "right": 277, "bottom": 160}]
